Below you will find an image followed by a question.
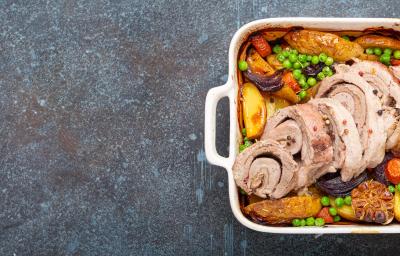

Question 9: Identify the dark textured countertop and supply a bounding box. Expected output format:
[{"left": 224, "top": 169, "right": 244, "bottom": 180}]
[{"left": 1, "top": 1, "right": 400, "bottom": 255}]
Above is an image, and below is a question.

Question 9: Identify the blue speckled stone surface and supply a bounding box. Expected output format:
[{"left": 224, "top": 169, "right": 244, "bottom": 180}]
[{"left": 1, "top": 0, "right": 400, "bottom": 255}]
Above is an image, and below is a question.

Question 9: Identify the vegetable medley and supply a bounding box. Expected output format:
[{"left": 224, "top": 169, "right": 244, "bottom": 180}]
[{"left": 235, "top": 27, "right": 400, "bottom": 227}]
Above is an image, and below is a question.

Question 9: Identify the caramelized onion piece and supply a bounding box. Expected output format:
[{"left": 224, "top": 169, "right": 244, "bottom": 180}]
[
  {"left": 316, "top": 171, "right": 368, "bottom": 197},
  {"left": 245, "top": 69, "right": 284, "bottom": 92}
]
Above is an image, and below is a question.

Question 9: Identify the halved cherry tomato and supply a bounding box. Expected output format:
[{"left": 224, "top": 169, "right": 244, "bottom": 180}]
[
  {"left": 385, "top": 158, "right": 400, "bottom": 184},
  {"left": 250, "top": 34, "right": 272, "bottom": 57},
  {"left": 391, "top": 59, "right": 400, "bottom": 66},
  {"left": 316, "top": 207, "right": 334, "bottom": 224},
  {"left": 282, "top": 72, "right": 301, "bottom": 93}
]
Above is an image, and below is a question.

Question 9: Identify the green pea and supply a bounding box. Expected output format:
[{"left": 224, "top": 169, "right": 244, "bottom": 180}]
[
  {"left": 396, "top": 183, "right": 400, "bottom": 192},
  {"left": 238, "top": 60, "right": 248, "bottom": 71},
  {"left": 292, "top": 218, "right": 301, "bottom": 227},
  {"left": 277, "top": 54, "right": 286, "bottom": 62},
  {"left": 335, "top": 197, "right": 344, "bottom": 208},
  {"left": 365, "top": 48, "right": 374, "bottom": 55},
  {"left": 327, "top": 69, "right": 334, "bottom": 77},
  {"left": 300, "top": 219, "right": 306, "bottom": 226},
  {"left": 315, "top": 218, "right": 325, "bottom": 227},
  {"left": 319, "top": 53, "right": 328, "bottom": 62},
  {"left": 333, "top": 215, "right": 341, "bottom": 222},
  {"left": 374, "top": 48, "right": 382, "bottom": 55},
  {"left": 307, "top": 55, "right": 312, "bottom": 61},
  {"left": 394, "top": 50, "right": 400, "bottom": 59},
  {"left": 303, "top": 62, "right": 310, "bottom": 68},
  {"left": 380, "top": 54, "right": 391, "bottom": 65},
  {"left": 244, "top": 140, "right": 253, "bottom": 148},
  {"left": 329, "top": 207, "right": 337, "bottom": 216},
  {"left": 384, "top": 48, "right": 392, "bottom": 55},
  {"left": 311, "top": 55, "right": 319, "bottom": 65},
  {"left": 298, "top": 54, "right": 307, "bottom": 63},
  {"left": 288, "top": 53, "right": 298, "bottom": 63},
  {"left": 322, "top": 66, "right": 331, "bottom": 75},
  {"left": 344, "top": 195, "right": 352, "bottom": 205},
  {"left": 293, "top": 62, "right": 302, "bottom": 69},
  {"left": 282, "top": 50, "right": 290, "bottom": 57},
  {"left": 307, "top": 77, "right": 317, "bottom": 86},
  {"left": 282, "top": 60, "right": 292, "bottom": 69},
  {"left": 299, "top": 78, "right": 308, "bottom": 89},
  {"left": 325, "top": 57, "right": 334, "bottom": 66},
  {"left": 273, "top": 44, "right": 282, "bottom": 54},
  {"left": 342, "top": 35, "right": 350, "bottom": 41},
  {"left": 290, "top": 49, "right": 298, "bottom": 55},
  {"left": 241, "top": 128, "right": 247, "bottom": 137},
  {"left": 389, "top": 185, "right": 395, "bottom": 193},
  {"left": 298, "top": 90, "right": 307, "bottom": 100},
  {"left": 317, "top": 72, "right": 325, "bottom": 81},
  {"left": 306, "top": 217, "right": 315, "bottom": 226},
  {"left": 293, "top": 69, "right": 302, "bottom": 80},
  {"left": 320, "top": 196, "right": 330, "bottom": 206}
]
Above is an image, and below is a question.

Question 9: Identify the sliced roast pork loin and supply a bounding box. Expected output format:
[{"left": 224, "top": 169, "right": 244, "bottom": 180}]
[
  {"left": 232, "top": 140, "right": 298, "bottom": 199},
  {"left": 390, "top": 65, "right": 400, "bottom": 81},
  {"left": 350, "top": 61, "right": 400, "bottom": 150},
  {"left": 261, "top": 104, "right": 334, "bottom": 189},
  {"left": 315, "top": 71, "right": 386, "bottom": 169},
  {"left": 309, "top": 98, "right": 363, "bottom": 181}
]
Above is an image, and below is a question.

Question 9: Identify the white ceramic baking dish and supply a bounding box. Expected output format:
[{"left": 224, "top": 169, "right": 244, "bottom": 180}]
[{"left": 205, "top": 17, "right": 400, "bottom": 233}]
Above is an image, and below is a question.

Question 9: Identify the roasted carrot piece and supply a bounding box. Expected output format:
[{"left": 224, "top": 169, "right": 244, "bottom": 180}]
[
  {"left": 282, "top": 72, "right": 301, "bottom": 93},
  {"left": 391, "top": 59, "right": 400, "bottom": 66},
  {"left": 316, "top": 207, "right": 334, "bottom": 224},
  {"left": 250, "top": 34, "right": 272, "bottom": 57}
]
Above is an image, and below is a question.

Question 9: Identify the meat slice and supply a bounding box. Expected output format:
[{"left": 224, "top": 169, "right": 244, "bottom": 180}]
[
  {"left": 350, "top": 61, "right": 400, "bottom": 150},
  {"left": 261, "top": 104, "right": 334, "bottom": 189},
  {"left": 232, "top": 140, "right": 298, "bottom": 199},
  {"left": 309, "top": 98, "right": 363, "bottom": 181},
  {"left": 262, "top": 120, "right": 302, "bottom": 155},
  {"left": 316, "top": 71, "right": 386, "bottom": 169},
  {"left": 390, "top": 65, "right": 400, "bottom": 81}
]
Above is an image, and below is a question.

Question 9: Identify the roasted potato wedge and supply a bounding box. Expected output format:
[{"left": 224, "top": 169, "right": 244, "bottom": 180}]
[
  {"left": 395, "top": 190, "right": 400, "bottom": 222},
  {"left": 242, "top": 83, "right": 267, "bottom": 139},
  {"left": 264, "top": 95, "right": 290, "bottom": 118},
  {"left": 330, "top": 197, "right": 358, "bottom": 222},
  {"left": 266, "top": 54, "right": 284, "bottom": 70},
  {"left": 358, "top": 53, "right": 379, "bottom": 61},
  {"left": 272, "top": 84, "right": 300, "bottom": 104},
  {"left": 354, "top": 35, "right": 400, "bottom": 50},
  {"left": 244, "top": 196, "right": 321, "bottom": 224},
  {"left": 284, "top": 30, "right": 363, "bottom": 61},
  {"left": 261, "top": 30, "right": 288, "bottom": 41},
  {"left": 247, "top": 48, "right": 275, "bottom": 75}
]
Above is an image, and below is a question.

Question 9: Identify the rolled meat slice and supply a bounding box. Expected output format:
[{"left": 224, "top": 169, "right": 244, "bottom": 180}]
[
  {"left": 315, "top": 71, "right": 386, "bottom": 169},
  {"left": 350, "top": 61, "right": 400, "bottom": 150},
  {"left": 309, "top": 98, "right": 363, "bottom": 181},
  {"left": 232, "top": 140, "right": 298, "bottom": 199},
  {"left": 261, "top": 103, "right": 334, "bottom": 189}
]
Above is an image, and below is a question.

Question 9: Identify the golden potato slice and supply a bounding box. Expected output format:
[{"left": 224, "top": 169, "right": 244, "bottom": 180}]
[
  {"left": 264, "top": 95, "right": 290, "bottom": 118},
  {"left": 284, "top": 30, "right": 363, "bottom": 61},
  {"left": 247, "top": 48, "right": 275, "bottom": 75},
  {"left": 242, "top": 83, "right": 267, "bottom": 139},
  {"left": 394, "top": 190, "right": 400, "bottom": 222},
  {"left": 271, "top": 84, "right": 300, "bottom": 104},
  {"left": 330, "top": 197, "right": 358, "bottom": 222},
  {"left": 261, "top": 30, "right": 288, "bottom": 41},
  {"left": 244, "top": 196, "right": 322, "bottom": 224},
  {"left": 266, "top": 54, "right": 284, "bottom": 70},
  {"left": 354, "top": 35, "right": 400, "bottom": 50}
]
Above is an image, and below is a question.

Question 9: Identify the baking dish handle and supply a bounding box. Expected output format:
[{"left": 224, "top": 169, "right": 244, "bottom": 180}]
[{"left": 205, "top": 82, "right": 234, "bottom": 169}]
